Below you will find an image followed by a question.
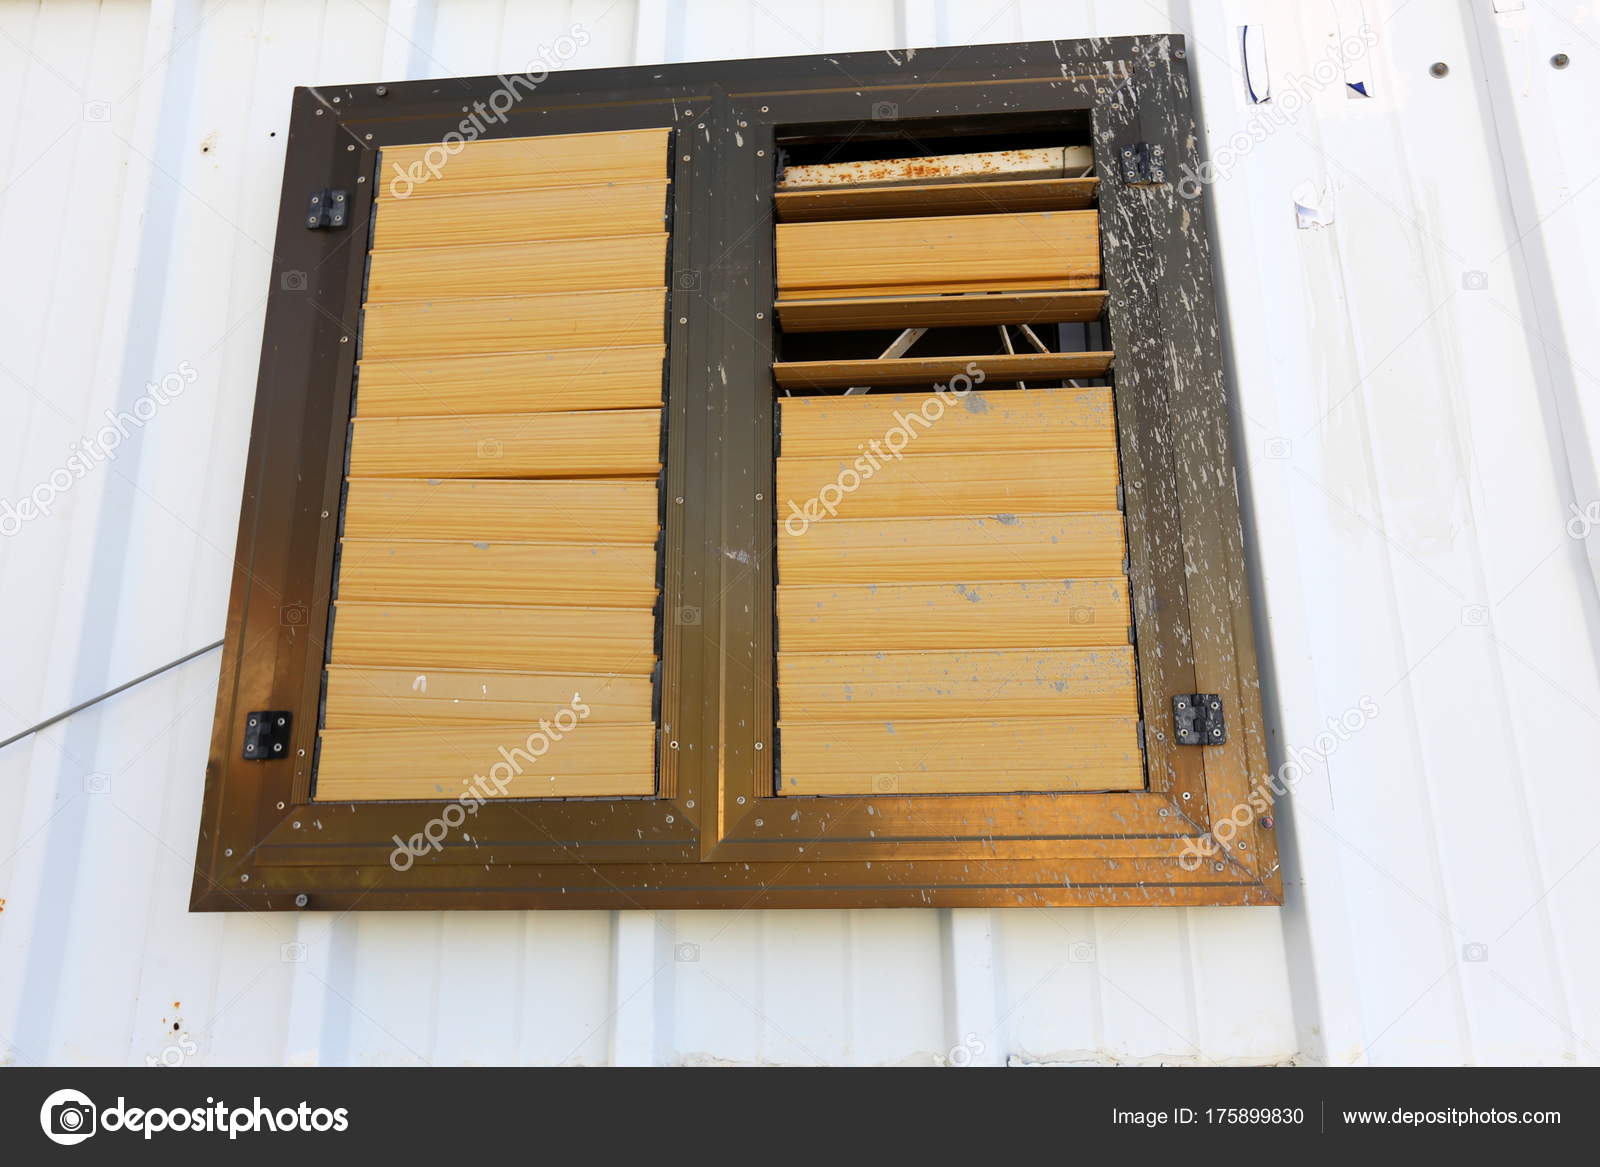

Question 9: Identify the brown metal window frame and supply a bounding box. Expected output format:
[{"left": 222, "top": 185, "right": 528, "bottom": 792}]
[{"left": 192, "top": 36, "right": 1281, "bottom": 912}]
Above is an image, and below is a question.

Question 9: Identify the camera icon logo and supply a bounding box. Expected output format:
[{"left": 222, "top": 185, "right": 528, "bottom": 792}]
[
  {"left": 477, "top": 438, "right": 504, "bottom": 460},
  {"left": 1460, "top": 604, "right": 1489, "bottom": 627},
  {"left": 674, "top": 270, "right": 702, "bottom": 291},
  {"left": 871, "top": 100, "right": 899, "bottom": 120},
  {"left": 676, "top": 605, "right": 701, "bottom": 626},
  {"left": 1462, "top": 942, "right": 1489, "bottom": 963},
  {"left": 870, "top": 773, "right": 899, "bottom": 794},
  {"left": 83, "top": 100, "right": 112, "bottom": 123},
  {"left": 84, "top": 773, "right": 111, "bottom": 795},
  {"left": 281, "top": 270, "right": 307, "bottom": 292},
  {"left": 281, "top": 942, "right": 307, "bottom": 963},
  {"left": 1069, "top": 941, "right": 1097, "bottom": 964},
  {"left": 1461, "top": 270, "right": 1488, "bottom": 291},
  {"left": 40, "top": 1088, "right": 97, "bottom": 1145},
  {"left": 280, "top": 602, "right": 308, "bottom": 627},
  {"left": 1069, "top": 606, "right": 1095, "bottom": 625},
  {"left": 1263, "top": 437, "right": 1292, "bottom": 461},
  {"left": 675, "top": 942, "right": 700, "bottom": 963}
]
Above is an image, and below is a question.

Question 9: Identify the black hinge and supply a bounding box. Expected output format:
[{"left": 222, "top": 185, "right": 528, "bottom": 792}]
[
  {"left": 305, "top": 189, "right": 348, "bottom": 229},
  {"left": 242, "top": 710, "right": 292, "bottom": 759},
  {"left": 1172, "top": 694, "right": 1225, "bottom": 745},
  {"left": 1118, "top": 141, "right": 1167, "bottom": 186}
]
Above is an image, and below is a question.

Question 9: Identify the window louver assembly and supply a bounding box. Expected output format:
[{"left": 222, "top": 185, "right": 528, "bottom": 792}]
[{"left": 193, "top": 39, "right": 1281, "bottom": 911}]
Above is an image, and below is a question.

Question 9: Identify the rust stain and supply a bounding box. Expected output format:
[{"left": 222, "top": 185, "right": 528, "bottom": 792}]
[{"left": 780, "top": 147, "right": 1067, "bottom": 190}]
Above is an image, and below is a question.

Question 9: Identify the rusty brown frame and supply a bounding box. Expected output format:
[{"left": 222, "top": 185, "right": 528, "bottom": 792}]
[{"left": 191, "top": 36, "right": 1280, "bottom": 911}]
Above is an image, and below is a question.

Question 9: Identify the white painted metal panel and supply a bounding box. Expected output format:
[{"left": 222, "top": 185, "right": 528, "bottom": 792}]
[{"left": 0, "top": 0, "right": 1593, "bottom": 1067}]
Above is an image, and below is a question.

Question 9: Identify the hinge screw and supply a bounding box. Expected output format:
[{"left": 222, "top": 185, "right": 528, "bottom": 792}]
[
  {"left": 295, "top": 893, "right": 309, "bottom": 907},
  {"left": 375, "top": 86, "right": 388, "bottom": 95}
]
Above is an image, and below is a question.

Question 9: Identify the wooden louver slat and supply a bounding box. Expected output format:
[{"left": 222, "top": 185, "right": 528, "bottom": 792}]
[
  {"left": 771, "top": 351, "right": 1113, "bottom": 391},
  {"left": 776, "top": 210, "right": 1101, "bottom": 299}
]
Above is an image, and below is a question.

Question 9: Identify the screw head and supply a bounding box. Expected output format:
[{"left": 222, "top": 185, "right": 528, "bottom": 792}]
[
  {"left": 1429, "top": 61, "right": 1450, "bottom": 78},
  {"left": 1551, "top": 53, "right": 1570, "bottom": 69},
  {"left": 295, "top": 893, "right": 309, "bottom": 907},
  {"left": 375, "top": 85, "right": 388, "bottom": 95}
]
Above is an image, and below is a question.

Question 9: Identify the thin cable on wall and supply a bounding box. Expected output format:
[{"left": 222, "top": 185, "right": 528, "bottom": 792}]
[{"left": 0, "top": 639, "right": 224, "bottom": 752}]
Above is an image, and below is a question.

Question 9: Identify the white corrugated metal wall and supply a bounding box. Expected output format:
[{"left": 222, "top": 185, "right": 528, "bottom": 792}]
[{"left": 0, "top": 0, "right": 1595, "bottom": 1066}]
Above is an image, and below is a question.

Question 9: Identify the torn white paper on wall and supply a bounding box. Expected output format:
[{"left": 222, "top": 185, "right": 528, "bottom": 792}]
[
  {"left": 1293, "top": 180, "right": 1334, "bottom": 228},
  {"left": 1332, "top": 0, "right": 1375, "bottom": 96}
]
